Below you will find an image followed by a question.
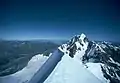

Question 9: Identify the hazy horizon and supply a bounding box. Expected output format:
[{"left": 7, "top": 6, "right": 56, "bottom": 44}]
[{"left": 0, "top": 0, "right": 120, "bottom": 42}]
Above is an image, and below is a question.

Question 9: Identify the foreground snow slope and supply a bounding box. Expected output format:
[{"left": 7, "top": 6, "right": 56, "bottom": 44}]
[
  {"left": 0, "top": 54, "right": 48, "bottom": 83},
  {"left": 58, "top": 33, "right": 120, "bottom": 83},
  {"left": 44, "top": 53, "right": 102, "bottom": 83}
]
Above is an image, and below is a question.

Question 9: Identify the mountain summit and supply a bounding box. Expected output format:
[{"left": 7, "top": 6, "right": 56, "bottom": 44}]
[
  {"left": 0, "top": 33, "right": 120, "bottom": 83},
  {"left": 59, "top": 33, "right": 120, "bottom": 83},
  {"left": 59, "top": 33, "right": 89, "bottom": 58}
]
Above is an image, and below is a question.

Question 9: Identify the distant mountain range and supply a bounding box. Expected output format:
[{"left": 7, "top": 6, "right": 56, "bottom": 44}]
[{"left": 0, "top": 34, "right": 120, "bottom": 83}]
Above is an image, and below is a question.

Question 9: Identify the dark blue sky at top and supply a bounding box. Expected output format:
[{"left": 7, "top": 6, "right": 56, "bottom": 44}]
[{"left": 0, "top": 0, "right": 120, "bottom": 41}]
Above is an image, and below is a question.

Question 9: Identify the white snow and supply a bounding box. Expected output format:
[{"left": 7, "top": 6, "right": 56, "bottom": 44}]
[
  {"left": 79, "top": 33, "right": 86, "bottom": 40},
  {"left": 0, "top": 54, "right": 48, "bottom": 83},
  {"left": 101, "top": 44, "right": 107, "bottom": 48},
  {"left": 74, "top": 39, "right": 88, "bottom": 61},
  {"left": 96, "top": 44, "right": 106, "bottom": 53},
  {"left": 44, "top": 54, "right": 102, "bottom": 83},
  {"left": 0, "top": 33, "right": 115, "bottom": 83},
  {"left": 85, "top": 63, "right": 107, "bottom": 83},
  {"left": 48, "top": 53, "right": 52, "bottom": 56},
  {"left": 56, "top": 34, "right": 108, "bottom": 83},
  {"left": 58, "top": 44, "right": 70, "bottom": 56},
  {"left": 58, "top": 44, "right": 68, "bottom": 53}
]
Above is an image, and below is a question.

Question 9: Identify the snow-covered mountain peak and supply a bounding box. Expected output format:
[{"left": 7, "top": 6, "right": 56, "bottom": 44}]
[
  {"left": 59, "top": 33, "right": 120, "bottom": 83},
  {"left": 79, "top": 33, "right": 86, "bottom": 40},
  {"left": 0, "top": 33, "right": 120, "bottom": 83},
  {"left": 59, "top": 33, "right": 89, "bottom": 59},
  {"left": 68, "top": 33, "right": 88, "bottom": 44}
]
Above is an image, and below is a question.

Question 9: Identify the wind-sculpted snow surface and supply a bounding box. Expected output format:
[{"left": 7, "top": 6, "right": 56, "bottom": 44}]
[{"left": 0, "top": 54, "right": 48, "bottom": 83}]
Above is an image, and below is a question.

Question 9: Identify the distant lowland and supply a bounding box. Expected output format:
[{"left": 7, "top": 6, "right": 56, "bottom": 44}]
[{"left": 0, "top": 39, "right": 66, "bottom": 76}]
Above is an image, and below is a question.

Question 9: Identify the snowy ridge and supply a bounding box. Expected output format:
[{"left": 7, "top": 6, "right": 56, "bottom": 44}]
[
  {"left": 44, "top": 51, "right": 102, "bottom": 83},
  {"left": 58, "top": 33, "right": 120, "bottom": 83},
  {"left": 0, "top": 33, "right": 120, "bottom": 83},
  {"left": 60, "top": 33, "right": 89, "bottom": 59},
  {"left": 44, "top": 33, "right": 103, "bottom": 83},
  {"left": 58, "top": 33, "right": 107, "bottom": 82},
  {"left": 0, "top": 54, "right": 48, "bottom": 83}
]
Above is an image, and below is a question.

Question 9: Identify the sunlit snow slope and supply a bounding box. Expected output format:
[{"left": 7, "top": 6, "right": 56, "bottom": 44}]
[
  {"left": 56, "top": 33, "right": 120, "bottom": 83},
  {"left": 0, "top": 54, "right": 48, "bottom": 83},
  {"left": 0, "top": 33, "right": 119, "bottom": 83},
  {"left": 44, "top": 52, "right": 102, "bottom": 83}
]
